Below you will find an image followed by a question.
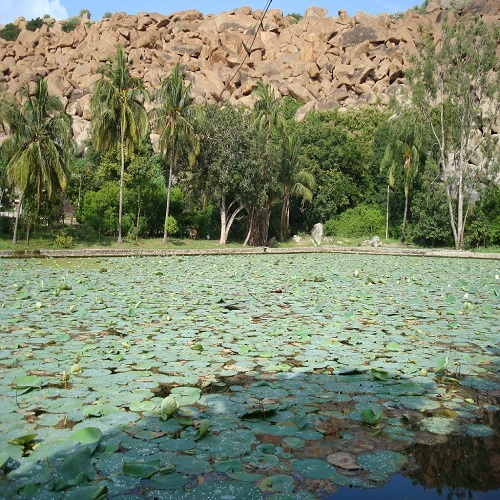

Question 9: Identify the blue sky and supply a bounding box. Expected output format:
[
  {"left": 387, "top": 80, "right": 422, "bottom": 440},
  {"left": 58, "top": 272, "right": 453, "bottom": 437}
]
[{"left": 1, "top": 1, "right": 421, "bottom": 25}]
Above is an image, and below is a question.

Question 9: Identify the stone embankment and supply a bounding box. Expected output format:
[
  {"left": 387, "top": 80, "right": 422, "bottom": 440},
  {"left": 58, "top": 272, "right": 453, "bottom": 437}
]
[
  {"left": 0, "top": 246, "right": 498, "bottom": 260},
  {"left": 1, "top": 1, "right": 499, "bottom": 147}
]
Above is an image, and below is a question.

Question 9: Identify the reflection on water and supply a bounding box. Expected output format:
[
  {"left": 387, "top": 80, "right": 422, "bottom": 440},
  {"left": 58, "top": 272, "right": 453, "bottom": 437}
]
[
  {"left": 406, "top": 409, "right": 500, "bottom": 494},
  {"left": 332, "top": 409, "right": 499, "bottom": 499}
]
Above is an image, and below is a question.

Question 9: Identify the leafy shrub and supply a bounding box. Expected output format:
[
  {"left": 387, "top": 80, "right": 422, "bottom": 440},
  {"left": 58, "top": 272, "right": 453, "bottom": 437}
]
[
  {"left": 0, "top": 23, "right": 21, "bottom": 41},
  {"left": 79, "top": 9, "right": 91, "bottom": 19},
  {"left": 26, "top": 17, "right": 44, "bottom": 31},
  {"left": 103, "top": 12, "right": 112, "bottom": 19},
  {"left": 165, "top": 216, "right": 179, "bottom": 236},
  {"left": 287, "top": 13, "right": 303, "bottom": 24},
  {"left": 54, "top": 232, "right": 74, "bottom": 248},
  {"left": 324, "top": 205, "right": 385, "bottom": 238},
  {"left": 61, "top": 17, "right": 80, "bottom": 33}
]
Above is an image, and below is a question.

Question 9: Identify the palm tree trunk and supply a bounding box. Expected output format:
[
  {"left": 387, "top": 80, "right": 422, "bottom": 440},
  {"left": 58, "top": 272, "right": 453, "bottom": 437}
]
[
  {"left": 12, "top": 191, "right": 24, "bottom": 244},
  {"left": 163, "top": 151, "right": 174, "bottom": 243},
  {"left": 401, "top": 193, "right": 408, "bottom": 243},
  {"left": 118, "top": 125, "right": 125, "bottom": 243},
  {"left": 135, "top": 192, "right": 141, "bottom": 243},
  {"left": 385, "top": 184, "right": 390, "bottom": 240},
  {"left": 280, "top": 194, "right": 291, "bottom": 242}
]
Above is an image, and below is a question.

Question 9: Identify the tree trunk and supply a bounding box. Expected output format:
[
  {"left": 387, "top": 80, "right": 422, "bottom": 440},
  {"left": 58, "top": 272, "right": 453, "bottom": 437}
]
[
  {"left": 246, "top": 205, "right": 271, "bottom": 246},
  {"left": 163, "top": 151, "right": 174, "bottom": 243},
  {"left": 279, "top": 193, "right": 291, "bottom": 242},
  {"left": 385, "top": 184, "right": 390, "bottom": 240},
  {"left": 401, "top": 193, "right": 409, "bottom": 243},
  {"left": 12, "top": 191, "right": 24, "bottom": 244},
  {"left": 135, "top": 192, "right": 141, "bottom": 243},
  {"left": 219, "top": 197, "right": 244, "bottom": 244},
  {"left": 26, "top": 220, "right": 31, "bottom": 247},
  {"left": 117, "top": 125, "right": 125, "bottom": 243}
]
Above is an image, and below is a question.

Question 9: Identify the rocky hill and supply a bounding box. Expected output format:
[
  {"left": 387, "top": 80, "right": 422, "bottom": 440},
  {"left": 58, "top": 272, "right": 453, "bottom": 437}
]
[{"left": 1, "top": 0, "right": 499, "bottom": 146}]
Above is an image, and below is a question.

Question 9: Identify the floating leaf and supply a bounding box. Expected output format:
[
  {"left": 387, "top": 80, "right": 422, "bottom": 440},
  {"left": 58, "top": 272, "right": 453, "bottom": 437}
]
[
  {"left": 371, "top": 368, "right": 389, "bottom": 381},
  {"left": 240, "top": 405, "right": 278, "bottom": 421},
  {"left": 123, "top": 462, "right": 159, "bottom": 479},
  {"left": 8, "top": 433, "right": 37, "bottom": 446},
  {"left": 68, "top": 427, "right": 102, "bottom": 453},
  {"left": 361, "top": 409, "right": 383, "bottom": 425},
  {"left": 327, "top": 452, "right": 362, "bottom": 470},
  {"left": 13, "top": 375, "right": 41, "bottom": 394},
  {"left": 0, "top": 452, "right": 9, "bottom": 469},
  {"left": 170, "top": 386, "right": 201, "bottom": 405},
  {"left": 435, "top": 355, "right": 449, "bottom": 373},
  {"left": 194, "top": 419, "right": 210, "bottom": 441},
  {"left": 293, "top": 459, "right": 336, "bottom": 479}
]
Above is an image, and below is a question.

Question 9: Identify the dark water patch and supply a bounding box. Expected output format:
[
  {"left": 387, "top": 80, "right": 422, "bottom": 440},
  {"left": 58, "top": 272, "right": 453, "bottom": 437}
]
[{"left": 332, "top": 474, "right": 499, "bottom": 499}]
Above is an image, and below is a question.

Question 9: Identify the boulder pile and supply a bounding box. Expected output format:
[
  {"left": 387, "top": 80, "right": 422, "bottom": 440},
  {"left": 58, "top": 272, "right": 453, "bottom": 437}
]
[{"left": 0, "top": 1, "right": 498, "bottom": 145}]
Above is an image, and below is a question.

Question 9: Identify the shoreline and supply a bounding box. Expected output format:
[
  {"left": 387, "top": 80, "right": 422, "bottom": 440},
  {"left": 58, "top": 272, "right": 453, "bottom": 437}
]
[{"left": 1, "top": 245, "right": 499, "bottom": 260}]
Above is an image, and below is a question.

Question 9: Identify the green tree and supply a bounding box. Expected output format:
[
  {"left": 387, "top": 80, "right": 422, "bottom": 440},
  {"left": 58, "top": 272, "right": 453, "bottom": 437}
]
[
  {"left": 79, "top": 182, "right": 119, "bottom": 235},
  {"left": 0, "top": 23, "right": 21, "bottom": 41},
  {"left": 245, "top": 80, "right": 284, "bottom": 246},
  {"left": 0, "top": 78, "right": 73, "bottom": 243},
  {"left": 297, "top": 112, "right": 366, "bottom": 226},
  {"left": 195, "top": 104, "right": 262, "bottom": 244},
  {"left": 278, "top": 130, "right": 315, "bottom": 241},
  {"left": 406, "top": 159, "right": 453, "bottom": 247},
  {"left": 90, "top": 45, "right": 149, "bottom": 242},
  {"left": 150, "top": 64, "right": 199, "bottom": 243},
  {"left": 407, "top": 14, "right": 500, "bottom": 249},
  {"left": 380, "top": 112, "right": 424, "bottom": 242}
]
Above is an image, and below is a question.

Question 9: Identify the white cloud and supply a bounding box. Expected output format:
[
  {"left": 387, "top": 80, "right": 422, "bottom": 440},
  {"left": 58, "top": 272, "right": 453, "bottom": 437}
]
[{"left": 0, "top": 0, "right": 68, "bottom": 24}]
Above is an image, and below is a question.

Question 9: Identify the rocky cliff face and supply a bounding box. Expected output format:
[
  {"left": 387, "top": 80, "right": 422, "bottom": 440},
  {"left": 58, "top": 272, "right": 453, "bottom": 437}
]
[{"left": 1, "top": 1, "right": 499, "bottom": 145}]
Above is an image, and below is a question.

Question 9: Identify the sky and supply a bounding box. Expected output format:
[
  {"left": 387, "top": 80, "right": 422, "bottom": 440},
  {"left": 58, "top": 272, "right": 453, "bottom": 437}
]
[{"left": 1, "top": 1, "right": 421, "bottom": 25}]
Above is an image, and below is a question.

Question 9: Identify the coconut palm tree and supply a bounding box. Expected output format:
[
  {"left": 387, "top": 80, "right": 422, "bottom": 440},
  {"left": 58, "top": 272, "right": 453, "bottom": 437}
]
[
  {"left": 1, "top": 78, "right": 73, "bottom": 244},
  {"left": 245, "top": 80, "right": 284, "bottom": 246},
  {"left": 90, "top": 45, "right": 149, "bottom": 243},
  {"left": 278, "top": 131, "right": 315, "bottom": 241},
  {"left": 149, "top": 64, "right": 199, "bottom": 243}
]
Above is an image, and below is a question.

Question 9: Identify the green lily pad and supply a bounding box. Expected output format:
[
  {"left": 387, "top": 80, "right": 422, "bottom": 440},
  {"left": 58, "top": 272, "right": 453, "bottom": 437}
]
[
  {"left": 12, "top": 375, "right": 42, "bottom": 394},
  {"left": 170, "top": 386, "right": 201, "bottom": 405},
  {"left": 293, "top": 459, "right": 337, "bottom": 479},
  {"left": 357, "top": 450, "right": 407, "bottom": 480},
  {"left": 68, "top": 427, "right": 102, "bottom": 454}
]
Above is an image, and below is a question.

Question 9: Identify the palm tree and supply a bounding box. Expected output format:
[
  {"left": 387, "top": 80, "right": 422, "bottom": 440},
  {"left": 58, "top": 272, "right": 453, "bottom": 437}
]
[
  {"left": 380, "top": 139, "right": 419, "bottom": 242},
  {"left": 245, "top": 80, "right": 284, "bottom": 246},
  {"left": 90, "top": 45, "right": 149, "bottom": 243},
  {"left": 1, "top": 78, "right": 73, "bottom": 244},
  {"left": 149, "top": 64, "right": 199, "bottom": 243},
  {"left": 278, "top": 131, "right": 315, "bottom": 241}
]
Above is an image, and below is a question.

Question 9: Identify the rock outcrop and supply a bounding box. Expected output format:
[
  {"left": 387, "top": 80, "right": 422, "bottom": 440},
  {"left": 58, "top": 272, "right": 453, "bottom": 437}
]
[{"left": 0, "top": 1, "right": 499, "bottom": 146}]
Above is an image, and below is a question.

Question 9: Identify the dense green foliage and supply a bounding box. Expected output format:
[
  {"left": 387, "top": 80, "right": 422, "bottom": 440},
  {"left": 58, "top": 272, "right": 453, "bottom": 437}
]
[
  {"left": 26, "top": 18, "right": 44, "bottom": 31},
  {"left": 325, "top": 205, "right": 385, "bottom": 239},
  {"left": 61, "top": 17, "right": 81, "bottom": 33},
  {"left": 0, "top": 23, "right": 21, "bottom": 41}
]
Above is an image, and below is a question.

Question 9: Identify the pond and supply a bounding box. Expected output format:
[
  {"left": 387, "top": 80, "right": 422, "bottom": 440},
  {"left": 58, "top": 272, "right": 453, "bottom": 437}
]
[{"left": 0, "top": 253, "right": 499, "bottom": 498}]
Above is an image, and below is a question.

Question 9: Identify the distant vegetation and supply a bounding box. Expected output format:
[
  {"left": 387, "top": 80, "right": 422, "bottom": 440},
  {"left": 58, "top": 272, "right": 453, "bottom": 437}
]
[
  {"left": 0, "top": 23, "right": 21, "bottom": 41},
  {"left": 61, "top": 17, "right": 81, "bottom": 33},
  {"left": 0, "top": 10, "right": 498, "bottom": 250},
  {"left": 26, "top": 17, "right": 44, "bottom": 31},
  {"left": 79, "top": 9, "right": 91, "bottom": 19}
]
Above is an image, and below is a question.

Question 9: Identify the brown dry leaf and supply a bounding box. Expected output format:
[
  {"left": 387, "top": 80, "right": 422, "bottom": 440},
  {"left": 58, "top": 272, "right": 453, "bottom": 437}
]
[{"left": 327, "top": 452, "right": 362, "bottom": 471}]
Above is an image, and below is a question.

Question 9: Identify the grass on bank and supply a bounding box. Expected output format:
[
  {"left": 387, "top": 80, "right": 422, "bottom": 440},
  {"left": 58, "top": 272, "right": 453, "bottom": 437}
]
[{"left": 1, "top": 222, "right": 497, "bottom": 253}]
